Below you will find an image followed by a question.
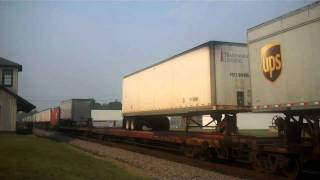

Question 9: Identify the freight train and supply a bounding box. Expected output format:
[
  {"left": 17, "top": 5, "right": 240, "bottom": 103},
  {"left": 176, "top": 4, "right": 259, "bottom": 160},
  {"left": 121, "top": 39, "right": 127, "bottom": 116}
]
[
  {"left": 22, "top": 99, "right": 94, "bottom": 129},
  {"left": 23, "top": 99, "right": 123, "bottom": 129},
  {"left": 21, "top": 2, "right": 320, "bottom": 178}
]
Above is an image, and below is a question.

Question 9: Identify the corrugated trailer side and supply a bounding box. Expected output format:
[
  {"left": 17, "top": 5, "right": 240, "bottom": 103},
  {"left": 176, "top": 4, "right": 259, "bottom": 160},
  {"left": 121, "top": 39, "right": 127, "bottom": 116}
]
[
  {"left": 50, "top": 107, "right": 60, "bottom": 127},
  {"left": 123, "top": 45, "right": 213, "bottom": 116},
  {"left": 60, "top": 100, "right": 72, "bottom": 120},
  {"left": 122, "top": 41, "right": 250, "bottom": 117},
  {"left": 37, "top": 109, "right": 51, "bottom": 122},
  {"left": 32, "top": 109, "right": 51, "bottom": 128},
  {"left": 59, "top": 99, "right": 93, "bottom": 126},
  {"left": 72, "top": 99, "right": 93, "bottom": 122},
  {"left": 248, "top": 2, "right": 320, "bottom": 112}
]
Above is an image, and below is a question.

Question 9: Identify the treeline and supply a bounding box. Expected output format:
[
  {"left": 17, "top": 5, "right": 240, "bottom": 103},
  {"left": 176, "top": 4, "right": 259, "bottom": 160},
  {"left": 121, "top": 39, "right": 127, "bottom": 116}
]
[
  {"left": 92, "top": 100, "right": 122, "bottom": 110},
  {"left": 17, "top": 109, "right": 37, "bottom": 122}
]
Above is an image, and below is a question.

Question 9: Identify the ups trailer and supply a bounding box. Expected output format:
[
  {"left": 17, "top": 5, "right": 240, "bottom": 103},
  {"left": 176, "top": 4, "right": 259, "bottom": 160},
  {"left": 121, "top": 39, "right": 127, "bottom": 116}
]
[
  {"left": 247, "top": 1, "right": 320, "bottom": 143},
  {"left": 248, "top": 1, "right": 320, "bottom": 113},
  {"left": 122, "top": 41, "right": 250, "bottom": 132},
  {"left": 247, "top": 1, "right": 320, "bottom": 174},
  {"left": 59, "top": 99, "right": 94, "bottom": 127}
]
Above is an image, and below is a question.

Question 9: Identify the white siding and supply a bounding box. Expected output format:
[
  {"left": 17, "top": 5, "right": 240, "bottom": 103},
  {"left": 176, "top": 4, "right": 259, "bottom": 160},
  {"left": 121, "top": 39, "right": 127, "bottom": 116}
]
[
  {"left": 0, "top": 90, "right": 17, "bottom": 131},
  {"left": 0, "top": 67, "right": 19, "bottom": 131}
]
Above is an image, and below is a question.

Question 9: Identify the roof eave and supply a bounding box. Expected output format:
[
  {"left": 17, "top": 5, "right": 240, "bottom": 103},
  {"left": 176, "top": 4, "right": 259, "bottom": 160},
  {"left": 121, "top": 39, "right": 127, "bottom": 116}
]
[
  {"left": 0, "top": 85, "right": 36, "bottom": 113},
  {"left": 0, "top": 65, "right": 23, "bottom": 71}
]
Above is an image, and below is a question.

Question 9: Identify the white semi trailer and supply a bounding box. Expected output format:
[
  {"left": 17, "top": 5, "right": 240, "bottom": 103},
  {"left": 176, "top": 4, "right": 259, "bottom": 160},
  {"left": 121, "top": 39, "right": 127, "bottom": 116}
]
[
  {"left": 91, "top": 110, "right": 123, "bottom": 128},
  {"left": 247, "top": 1, "right": 320, "bottom": 153},
  {"left": 122, "top": 41, "right": 250, "bottom": 131},
  {"left": 248, "top": 2, "right": 320, "bottom": 113},
  {"left": 60, "top": 99, "right": 94, "bottom": 126}
]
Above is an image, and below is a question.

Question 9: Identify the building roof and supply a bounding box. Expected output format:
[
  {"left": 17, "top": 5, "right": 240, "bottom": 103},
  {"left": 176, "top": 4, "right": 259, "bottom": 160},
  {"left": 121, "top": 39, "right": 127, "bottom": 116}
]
[
  {"left": 0, "top": 57, "right": 23, "bottom": 71},
  {"left": 0, "top": 85, "right": 35, "bottom": 113}
]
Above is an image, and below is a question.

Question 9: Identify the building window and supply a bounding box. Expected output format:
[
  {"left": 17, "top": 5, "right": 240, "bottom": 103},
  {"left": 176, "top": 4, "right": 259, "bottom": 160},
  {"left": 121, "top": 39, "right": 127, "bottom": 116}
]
[{"left": 2, "top": 69, "right": 13, "bottom": 87}]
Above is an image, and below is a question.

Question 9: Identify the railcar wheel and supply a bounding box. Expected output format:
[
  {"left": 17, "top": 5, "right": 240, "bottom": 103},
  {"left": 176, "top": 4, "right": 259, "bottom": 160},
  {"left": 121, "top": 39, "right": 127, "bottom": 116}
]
[
  {"left": 252, "top": 161, "right": 264, "bottom": 173},
  {"left": 183, "top": 146, "right": 195, "bottom": 158},
  {"left": 196, "top": 142, "right": 210, "bottom": 161},
  {"left": 280, "top": 158, "right": 300, "bottom": 178},
  {"left": 267, "top": 154, "right": 279, "bottom": 174},
  {"left": 215, "top": 147, "right": 229, "bottom": 160},
  {"left": 184, "top": 146, "right": 207, "bottom": 159},
  {"left": 251, "top": 152, "right": 265, "bottom": 173}
]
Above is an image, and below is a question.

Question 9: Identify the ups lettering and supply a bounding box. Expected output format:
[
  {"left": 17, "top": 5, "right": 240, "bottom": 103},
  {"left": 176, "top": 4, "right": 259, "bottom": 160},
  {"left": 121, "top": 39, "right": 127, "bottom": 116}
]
[{"left": 261, "top": 44, "right": 282, "bottom": 82}]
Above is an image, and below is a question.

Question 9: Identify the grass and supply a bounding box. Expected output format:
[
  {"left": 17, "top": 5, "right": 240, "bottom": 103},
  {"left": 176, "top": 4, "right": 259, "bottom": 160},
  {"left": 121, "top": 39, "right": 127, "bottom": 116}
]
[
  {"left": 238, "top": 129, "right": 277, "bottom": 137},
  {"left": 0, "top": 134, "right": 144, "bottom": 180}
]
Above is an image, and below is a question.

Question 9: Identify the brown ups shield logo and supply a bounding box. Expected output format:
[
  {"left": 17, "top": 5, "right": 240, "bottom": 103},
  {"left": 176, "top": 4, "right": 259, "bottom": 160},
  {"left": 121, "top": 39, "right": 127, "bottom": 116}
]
[{"left": 261, "top": 43, "right": 282, "bottom": 82}]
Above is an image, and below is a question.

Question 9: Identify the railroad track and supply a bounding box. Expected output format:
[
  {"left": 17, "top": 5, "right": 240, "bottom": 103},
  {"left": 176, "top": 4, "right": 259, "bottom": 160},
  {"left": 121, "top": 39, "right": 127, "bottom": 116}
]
[
  {"left": 35, "top": 128, "right": 319, "bottom": 179},
  {"left": 59, "top": 130, "right": 288, "bottom": 180}
]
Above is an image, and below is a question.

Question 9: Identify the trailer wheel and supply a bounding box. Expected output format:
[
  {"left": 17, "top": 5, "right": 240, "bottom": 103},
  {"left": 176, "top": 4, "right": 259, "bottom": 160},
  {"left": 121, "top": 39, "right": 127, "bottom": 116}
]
[
  {"left": 125, "top": 119, "right": 131, "bottom": 130},
  {"left": 122, "top": 119, "right": 127, "bottom": 129},
  {"left": 143, "top": 116, "right": 170, "bottom": 131},
  {"left": 130, "top": 120, "right": 135, "bottom": 130},
  {"left": 133, "top": 119, "right": 143, "bottom": 131},
  {"left": 153, "top": 117, "right": 170, "bottom": 131}
]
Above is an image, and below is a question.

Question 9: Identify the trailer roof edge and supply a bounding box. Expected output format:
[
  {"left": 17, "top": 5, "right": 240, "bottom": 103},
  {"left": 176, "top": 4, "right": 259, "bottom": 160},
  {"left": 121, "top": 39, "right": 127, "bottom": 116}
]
[
  {"left": 247, "top": 1, "right": 320, "bottom": 32},
  {"left": 123, "top": 41, "right": 246, "bottom": 78}
]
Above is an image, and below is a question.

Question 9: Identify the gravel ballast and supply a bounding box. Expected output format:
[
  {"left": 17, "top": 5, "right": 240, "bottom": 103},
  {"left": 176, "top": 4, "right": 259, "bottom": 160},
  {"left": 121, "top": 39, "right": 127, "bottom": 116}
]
[{"left": 34, "top": 129, "right": 240, "bottom": 180}]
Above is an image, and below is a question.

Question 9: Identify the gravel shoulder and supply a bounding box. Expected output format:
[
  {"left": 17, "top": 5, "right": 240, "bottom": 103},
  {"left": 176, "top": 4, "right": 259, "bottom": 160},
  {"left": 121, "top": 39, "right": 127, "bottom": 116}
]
[
  {"left": 69, "top": 145, "right": 149, "bottom": 179},
  {"left": 34, "top": 128, "right": 241, "bottom": 180}
]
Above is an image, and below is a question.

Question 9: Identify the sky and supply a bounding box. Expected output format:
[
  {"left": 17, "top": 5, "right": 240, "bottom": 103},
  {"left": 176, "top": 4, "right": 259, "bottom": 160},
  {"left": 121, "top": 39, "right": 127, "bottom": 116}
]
[{"left": 0, "top": 0, "right": 314, "bottom": 111}]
